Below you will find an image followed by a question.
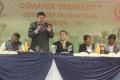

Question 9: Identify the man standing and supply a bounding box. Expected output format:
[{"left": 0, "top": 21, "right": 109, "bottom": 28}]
[{"left": 28, "top": 12, "right": 54, "bottom": 53}]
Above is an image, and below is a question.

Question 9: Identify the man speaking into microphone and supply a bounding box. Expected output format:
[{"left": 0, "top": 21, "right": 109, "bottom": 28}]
[{"left": 28, "top": 12, "right": 54, "bottom": 53}]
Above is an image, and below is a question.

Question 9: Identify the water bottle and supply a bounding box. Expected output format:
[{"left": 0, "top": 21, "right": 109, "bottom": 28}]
[
  {"left": 35, "top": 46, "right": 40, "bottom": 53},
  {"left": 68, "top": 45, "right": 72, "bottom": 53},
  {"left": 51, "top": 45, "right": 57, "bottom": 54}
]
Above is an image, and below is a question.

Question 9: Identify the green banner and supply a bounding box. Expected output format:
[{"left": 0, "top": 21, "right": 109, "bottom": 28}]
[{"left": 1, "top": 0, "right": 120, "bottom": 52}]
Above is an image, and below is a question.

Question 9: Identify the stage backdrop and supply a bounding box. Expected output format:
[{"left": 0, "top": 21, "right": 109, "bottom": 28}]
[{"left": 0, "top": 0, "right": 120, "bottom": 52}]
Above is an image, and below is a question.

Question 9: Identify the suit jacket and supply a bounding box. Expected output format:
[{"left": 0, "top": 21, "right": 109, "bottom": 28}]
[
  {"left": 78, "top": 43, "right": 95, "bottom": 53},
  {"left": 28, "top": 21, "right": 54, "bottom": 53},
  {"left": 53, "top": 41, "right": 74, "bottom": 54},
  {"left": 104, "top": 44, "right": 120, "bottom": 53}
]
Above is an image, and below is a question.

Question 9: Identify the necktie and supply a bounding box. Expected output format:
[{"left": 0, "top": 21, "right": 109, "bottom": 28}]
[
  {"left": 40, "top": 24, "right": 44, "bottom": 32},
  {"left": 61, "top": 41, "right": 65, "bottom": 49}
]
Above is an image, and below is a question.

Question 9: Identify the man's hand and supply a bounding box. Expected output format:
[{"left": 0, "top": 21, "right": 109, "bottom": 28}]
[
  {"left": 35, "top": 26, "right": 41, "bottom": 33},
  {"left": 47, "top": 25, "right": 52, "bottom": 32}
]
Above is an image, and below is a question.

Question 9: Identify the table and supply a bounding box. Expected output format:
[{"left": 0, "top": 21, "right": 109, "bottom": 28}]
[{"left": 0, "top": 53, "right": 120, "bottom": 80}]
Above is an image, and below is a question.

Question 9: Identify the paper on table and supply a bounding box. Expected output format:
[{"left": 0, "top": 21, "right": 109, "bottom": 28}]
[
  {"left": 0, "top": 50, "right": 18, "bottom": 54},
  {"left": 74, "top": 52, "right": 120, "bottom": 57}
]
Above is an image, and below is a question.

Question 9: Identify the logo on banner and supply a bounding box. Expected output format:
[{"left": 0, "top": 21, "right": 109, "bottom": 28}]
[{"left": 114, "top": 4, "right": 120, "bottom": 19}]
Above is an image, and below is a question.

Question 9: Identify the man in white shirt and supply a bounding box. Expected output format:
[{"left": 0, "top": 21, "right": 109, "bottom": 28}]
[{"left": 104, "top": 34, "right": 120, "bottom": 53}]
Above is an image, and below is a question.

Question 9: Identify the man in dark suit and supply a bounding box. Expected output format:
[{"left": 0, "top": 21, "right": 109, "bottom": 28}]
[
  {"left": 78, "top": 35, "right": 95, "bottom": 53},
  {"left": 28, "top": 12, "right": 54, "bottom": 53},
  {"left": 52, "top": 30, "right": 74, "bottom": 54},
  {"left": 104, "top": 34, "right": 120, "bottom": 53}
]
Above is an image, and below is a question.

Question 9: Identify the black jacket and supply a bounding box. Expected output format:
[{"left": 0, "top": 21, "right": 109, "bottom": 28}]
[
  {"left": 28, "top": 21, "right": 54, "bottom": 53},
  {"left": 53, "top": 41, "right": 74, "bottom": 54},
  {"left": 78, "top": 43, "right": 95, "bottom": 53}
]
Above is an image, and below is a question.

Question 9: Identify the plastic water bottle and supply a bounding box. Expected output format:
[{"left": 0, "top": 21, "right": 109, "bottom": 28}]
[
  {"left": 68, "top": 45, "right": 72, "bottom": 53},
  {"left": 51, "top": 45, "right": 57, "bottom": 54}
]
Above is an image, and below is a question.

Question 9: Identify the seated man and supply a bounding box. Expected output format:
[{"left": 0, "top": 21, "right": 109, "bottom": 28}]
[
  {"left": 104, "top": 34, "right": 120, "bottom": 53},
  {"left": 78, "top": 35, "right": 95, "bottom": 53},
  {"left": 0, "top": 32, "right": 22, "bottom": 51},
  {"left": 52, "top": 30, "right": 74, "bottom": 54}
]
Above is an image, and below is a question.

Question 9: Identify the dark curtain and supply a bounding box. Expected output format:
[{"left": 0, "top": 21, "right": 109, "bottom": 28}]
[
  {"left": 0, "top": 53, "right": 53, "bottom": 80},
  {"left": 0, "top": 53, "right": 120, "bottom": 80},
  {"left": 55, "top": 56, "right": 120, "bottom": 80}
]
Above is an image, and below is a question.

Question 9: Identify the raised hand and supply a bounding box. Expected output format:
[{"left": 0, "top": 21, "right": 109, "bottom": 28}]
[{"left": 47, "top": 24, "right": 52, "bottom": 32}]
